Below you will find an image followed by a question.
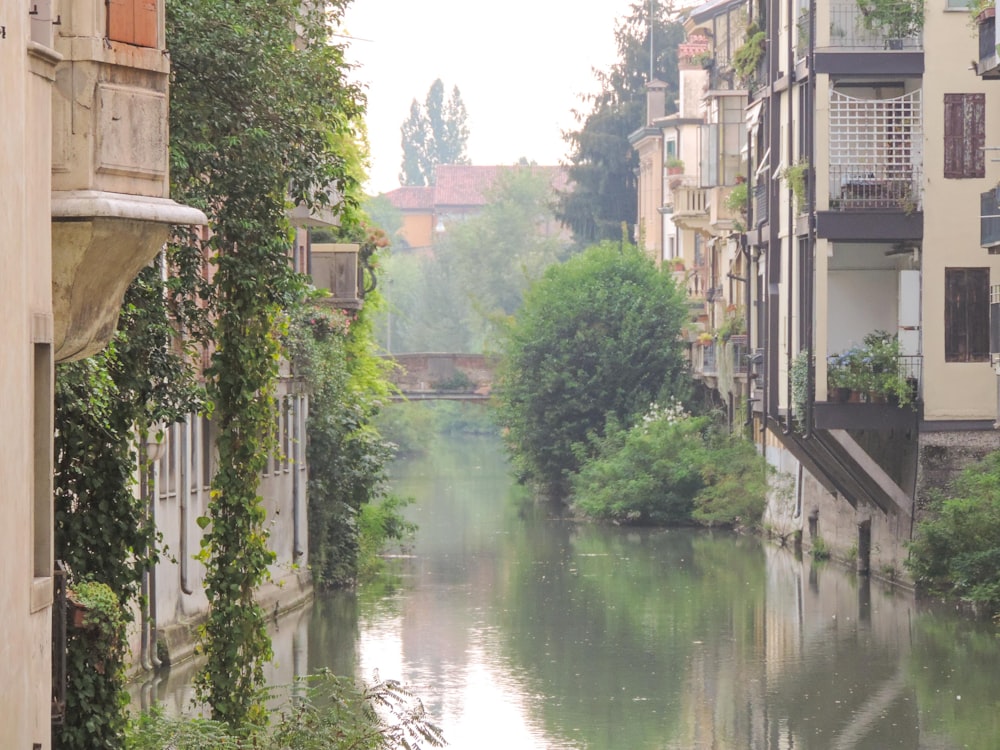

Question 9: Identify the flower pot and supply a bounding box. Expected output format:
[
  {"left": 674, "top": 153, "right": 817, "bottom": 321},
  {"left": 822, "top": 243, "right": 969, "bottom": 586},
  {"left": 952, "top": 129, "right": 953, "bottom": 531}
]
[{"left": 832, "top": 387, "right": 852, "bottom": 403}]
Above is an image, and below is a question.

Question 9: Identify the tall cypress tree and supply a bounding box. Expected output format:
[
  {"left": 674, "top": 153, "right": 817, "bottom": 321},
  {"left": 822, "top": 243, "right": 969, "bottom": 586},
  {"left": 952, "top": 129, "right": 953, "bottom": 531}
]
[{"left": 399, "top": 78, "right": 470, "bottom": 186}]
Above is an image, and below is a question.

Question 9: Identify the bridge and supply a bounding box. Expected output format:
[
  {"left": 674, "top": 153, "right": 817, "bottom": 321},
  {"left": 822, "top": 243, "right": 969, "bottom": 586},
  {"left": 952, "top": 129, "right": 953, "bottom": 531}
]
[{"left": 383, "top": 353, "right": 498, "bottom": 401}]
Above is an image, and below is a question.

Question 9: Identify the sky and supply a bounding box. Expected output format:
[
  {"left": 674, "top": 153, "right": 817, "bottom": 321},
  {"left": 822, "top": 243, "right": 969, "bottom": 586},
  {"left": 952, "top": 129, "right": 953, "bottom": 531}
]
[{"left": 341, "top": 0, "right": 631, "bottom": 195}]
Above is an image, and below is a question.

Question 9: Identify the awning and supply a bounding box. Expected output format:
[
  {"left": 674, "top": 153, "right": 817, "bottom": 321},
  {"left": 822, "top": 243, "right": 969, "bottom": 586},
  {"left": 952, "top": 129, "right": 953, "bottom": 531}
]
[{"left": 745, "top": 99, "right": 763, "bottom": 137}]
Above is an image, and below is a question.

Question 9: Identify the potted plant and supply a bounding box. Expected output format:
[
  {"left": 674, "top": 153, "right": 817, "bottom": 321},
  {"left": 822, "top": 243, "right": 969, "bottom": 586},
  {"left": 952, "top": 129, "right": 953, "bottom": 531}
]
[
  {"left": 666, "top": 157, "right": 684, "bottom": 174},
  {"left": 827, "top": 331, "right": 915, "bottom": 407},
  {"left": 827, "top": 348, "right": 866, "bottom": 402},
  {"left": 856, "top": 0, "right": 925, "bottom": 48}
]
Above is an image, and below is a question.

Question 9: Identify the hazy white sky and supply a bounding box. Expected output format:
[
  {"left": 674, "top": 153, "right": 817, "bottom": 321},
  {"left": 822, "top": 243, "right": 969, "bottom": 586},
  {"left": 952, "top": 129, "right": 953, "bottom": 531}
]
[{"left": 342, "top": 0, "right": 629, "bottom": 195}]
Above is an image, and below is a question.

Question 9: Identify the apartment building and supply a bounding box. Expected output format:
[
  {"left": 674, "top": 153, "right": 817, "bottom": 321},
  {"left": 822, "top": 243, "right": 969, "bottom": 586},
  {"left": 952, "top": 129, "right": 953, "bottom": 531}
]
[
  {"left": 636, "top": 0, "right": 1000, "bottom": 580},
  {"left": 631, "top": 0, "right": 752, "bottom": 422}
]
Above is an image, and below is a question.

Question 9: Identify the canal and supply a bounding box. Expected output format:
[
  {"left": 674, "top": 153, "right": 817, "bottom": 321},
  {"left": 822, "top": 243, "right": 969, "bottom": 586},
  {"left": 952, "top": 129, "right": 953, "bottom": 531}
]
[{"left": 141, "top": 429, "right": 1000, "bottom": 748}]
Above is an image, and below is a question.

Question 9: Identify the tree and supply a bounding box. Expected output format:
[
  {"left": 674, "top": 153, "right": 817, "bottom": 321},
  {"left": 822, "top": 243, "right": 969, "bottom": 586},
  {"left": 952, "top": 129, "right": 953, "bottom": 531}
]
[
  {"left": 167, "top": 0, "right": 366, "bottom": 726},
  {"left": 557, "top": 2, "right": 685, "bottom": 244},
  {"left": 494, "top": 242, "right": 690, "bottom": 499},
  {"left": 399, "top": 78, "right": 470, "bottom": 186},
  {"left": 435, "top": 167, "right": 573, "bottom": 348}
]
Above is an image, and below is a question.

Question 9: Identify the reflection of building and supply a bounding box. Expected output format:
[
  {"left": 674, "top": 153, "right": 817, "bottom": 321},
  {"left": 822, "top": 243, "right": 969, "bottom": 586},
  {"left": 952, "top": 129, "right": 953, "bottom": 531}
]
[
  {"left": 383, "top": 165, "right": 570, "bottom": 251},
  {"left": 635, "top": 0, "right": 1000, "bottom": 582},
  {"left": 4, "top": 0, "right": 204, "bottom": 745}
]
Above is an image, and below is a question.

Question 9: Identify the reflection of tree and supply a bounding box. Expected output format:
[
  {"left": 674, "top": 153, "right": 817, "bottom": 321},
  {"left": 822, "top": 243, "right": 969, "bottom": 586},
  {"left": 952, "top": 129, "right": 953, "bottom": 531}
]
[
  {"left": 307, "top": 591, "right": 362, "bottom": 678},
  {"left": 495, "top": 526, "right": 770, "bottom": 749},
  {"left": 908, "top": 615, "right": 1000, "bottom": 749}
]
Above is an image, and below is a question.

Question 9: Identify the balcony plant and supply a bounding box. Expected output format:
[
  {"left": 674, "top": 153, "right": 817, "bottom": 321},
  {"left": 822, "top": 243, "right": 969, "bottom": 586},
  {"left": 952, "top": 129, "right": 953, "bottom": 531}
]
[
  {"left": 733, "top": 23, "right": 766, "bottom": 85},
  {"left": 827, "top": 331, "right": 915, "bottom": 407},
  {"left": 856, "top": 0, "right": 925, "bottom": 47},
  {"left": 782, "top": 159, "right": 809, "bottom": 210}
]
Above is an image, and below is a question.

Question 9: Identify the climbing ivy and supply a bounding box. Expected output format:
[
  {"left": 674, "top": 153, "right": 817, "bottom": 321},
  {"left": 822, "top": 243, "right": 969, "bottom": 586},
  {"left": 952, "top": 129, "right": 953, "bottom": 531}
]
[
  {"left": 53, "top": 262, "right": 203, "bottom": 750},
  {"left": 167, "top": 0, "right": 367, "bottom": 726}
]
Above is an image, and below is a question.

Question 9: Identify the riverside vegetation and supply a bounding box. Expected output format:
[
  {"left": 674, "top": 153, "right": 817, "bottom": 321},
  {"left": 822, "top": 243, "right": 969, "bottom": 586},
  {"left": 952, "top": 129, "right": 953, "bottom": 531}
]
[{"left": 494, "top": 242, "right": 771, "bottom": 529}]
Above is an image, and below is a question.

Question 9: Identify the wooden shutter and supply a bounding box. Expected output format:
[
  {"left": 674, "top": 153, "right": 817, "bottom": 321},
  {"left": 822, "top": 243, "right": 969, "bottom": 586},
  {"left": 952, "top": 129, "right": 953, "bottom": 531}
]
[
  {"left": 968, "top": 93, "right": 986, "bottom": 178},
  {"left": 108, "top": 0, "right": 157, "bottom": 48},
  {"left": 944, "top": 94, "right": 986, "bottom": 179},
  {"left": 945, "top": 268, "right": 990, "bottom": 362}
]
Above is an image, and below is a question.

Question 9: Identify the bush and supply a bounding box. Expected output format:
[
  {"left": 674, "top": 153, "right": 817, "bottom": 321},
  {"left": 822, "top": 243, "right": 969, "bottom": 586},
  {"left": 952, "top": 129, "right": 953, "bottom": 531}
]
[
  {"left": 571, "top": 402, "right": 768, "bottom": 528},
  {"left": 908, "top": 451, "right": 1000, "bottom": 614}
]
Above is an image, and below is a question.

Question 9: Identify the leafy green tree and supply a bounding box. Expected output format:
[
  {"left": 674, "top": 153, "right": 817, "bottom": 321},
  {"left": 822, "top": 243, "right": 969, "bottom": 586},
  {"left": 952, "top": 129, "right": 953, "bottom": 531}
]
[
  {"left": 908, "top": 451, "right": 1000, "bottom": 614},
  {"left": 399, "top": 78, "right": 470, "bottom": 186},
  {"left": 494, "top": 242, "right": 690, "bottom": 499},
  {"left": 436, "top": 168, "right": 573, "bottom": 347},
  {"left": 167, "top": 0, "right": 365, "bottom": 725},
  {"left": 558, "top": 2, "right": 685, "bottom": 244}
]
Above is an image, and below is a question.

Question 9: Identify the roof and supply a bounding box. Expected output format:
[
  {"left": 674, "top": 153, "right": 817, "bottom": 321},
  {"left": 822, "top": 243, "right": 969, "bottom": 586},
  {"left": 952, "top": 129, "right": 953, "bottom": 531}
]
[
  {"left": 383, "top": 165, "right": 570, "bottom": 210},
  {"left": 382, "top": 186, "right": 434, "bottom": 211}
]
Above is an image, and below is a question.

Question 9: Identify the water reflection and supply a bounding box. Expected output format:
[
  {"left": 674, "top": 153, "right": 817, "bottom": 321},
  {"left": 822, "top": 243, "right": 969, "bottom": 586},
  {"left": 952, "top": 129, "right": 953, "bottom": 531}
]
[
  {"left": 140, "top": 432, "right": 1000, "bottom": 748},
  {"left": 321, "top": 433, "right": 1000, "bottom": 750}
]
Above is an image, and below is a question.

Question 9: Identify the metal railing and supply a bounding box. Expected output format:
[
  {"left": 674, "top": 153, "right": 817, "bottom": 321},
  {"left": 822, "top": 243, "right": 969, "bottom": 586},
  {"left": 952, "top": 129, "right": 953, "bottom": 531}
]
[
  {"left": 828, "top": 164, "right": 921, "bottom": 211},
  {"left": 828, "top": 1, "right": 923, "bottom": 49}
]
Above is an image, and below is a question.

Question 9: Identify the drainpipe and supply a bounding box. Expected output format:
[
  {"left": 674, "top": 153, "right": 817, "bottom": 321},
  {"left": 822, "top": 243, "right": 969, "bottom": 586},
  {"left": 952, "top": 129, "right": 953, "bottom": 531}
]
[
  {"left": 292, "top": 395, "right": 303, "bottom": 562},
  {"left": 139, "top": 446, "right": 153, "bottom": 672},
  {"left": 766, "top": 4, "right": 782, "bottom": 437},
  {"left": 783, "top": 0, "right": 796, "bottom": 437},
  {"left": 180, "top": 422, "right": 194, "bottom": 596},
  {"left": 803, "top": 0, "right": 818, "bottom": 439}
]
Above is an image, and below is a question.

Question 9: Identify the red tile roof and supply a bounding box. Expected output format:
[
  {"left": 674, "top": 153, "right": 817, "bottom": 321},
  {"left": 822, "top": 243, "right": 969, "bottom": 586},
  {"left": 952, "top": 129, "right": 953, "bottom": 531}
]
[
  {"left": 382, "top": 186, "right": 434, "bottom": 211},
  {"left": 383, "top": 165, "right": 570, "bottom": 211}
]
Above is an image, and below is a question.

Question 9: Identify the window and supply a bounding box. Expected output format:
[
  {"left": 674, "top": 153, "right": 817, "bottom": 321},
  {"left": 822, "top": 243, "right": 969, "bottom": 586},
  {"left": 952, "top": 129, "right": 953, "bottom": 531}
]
[
  {"left": 33, "top": 342, "right": 53, "bottom": 609},
  {"left": 944, "top": 94, "right": 985, "bottom": 179},
  {"left": 107, "top": 0, "right": 158, "bottom": 48},
  {"left": 945, "top": 268, "right": 990, "bottom": 362}
]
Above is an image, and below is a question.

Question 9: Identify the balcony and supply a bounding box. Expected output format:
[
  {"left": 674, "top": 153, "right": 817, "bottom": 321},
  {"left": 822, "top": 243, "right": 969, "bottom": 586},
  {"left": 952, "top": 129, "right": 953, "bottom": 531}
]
[
  {"left": 828, "top": 0, "right": 924, "bottom": 50},
  {"left": 977, "top": 8, "right": 1000, "bottom": 78},
  {"left": 828, "top": 165, "right": 921, "bottom": 211},
  {"left": 673, "top": 184, "right": 710, "bottom": 234},
  {"left": 693, "top": 341, "right": 718, "bottom": 377}
]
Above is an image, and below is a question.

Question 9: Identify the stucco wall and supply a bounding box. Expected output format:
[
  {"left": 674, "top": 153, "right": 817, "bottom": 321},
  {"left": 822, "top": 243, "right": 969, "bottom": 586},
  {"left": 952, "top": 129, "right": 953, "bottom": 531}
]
[{"left": 1, "top": 7, "right": 57, "bottom": 745}]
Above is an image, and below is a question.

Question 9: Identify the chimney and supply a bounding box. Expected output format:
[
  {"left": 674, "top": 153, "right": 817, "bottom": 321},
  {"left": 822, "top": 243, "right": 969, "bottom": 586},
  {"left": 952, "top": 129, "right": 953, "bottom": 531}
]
[{"left": 646, "top": 80, "right": 668, "bottom": 126}]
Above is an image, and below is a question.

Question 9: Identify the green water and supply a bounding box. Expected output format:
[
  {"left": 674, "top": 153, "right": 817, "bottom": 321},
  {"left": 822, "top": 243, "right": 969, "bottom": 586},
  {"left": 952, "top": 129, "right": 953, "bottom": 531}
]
[
  {"left": 142, "top": 431, "right": 1000, "bottom": 748},
  {"left": 308, "top": 433, "right": 1000, "bottom": 750}
]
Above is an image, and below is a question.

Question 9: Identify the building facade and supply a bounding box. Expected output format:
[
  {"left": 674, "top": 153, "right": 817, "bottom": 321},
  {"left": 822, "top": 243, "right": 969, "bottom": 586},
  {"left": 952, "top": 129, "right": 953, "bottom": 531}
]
[
  {"left": 2, "top": 0, "right": 204, "bottom": 743},
  {"left": 635, "top": 0, "right": 1000, "bottom": 581}
]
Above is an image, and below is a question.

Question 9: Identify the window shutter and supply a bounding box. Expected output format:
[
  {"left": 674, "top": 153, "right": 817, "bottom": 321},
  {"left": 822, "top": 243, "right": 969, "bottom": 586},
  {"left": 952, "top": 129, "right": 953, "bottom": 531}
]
[
  {"left": 944, "top": 94, "right": 987, "bottom": 179},
  {"left": 944, "top": 94, "right": 965, "bottom": 179},
  {"left": 969, "top": 93, "right": 986, "bottom": 179},
  {"left": 108, "top": 0, "right": 157, "bottom": 48},
  {"left": 968, "top": 267, "right": 990, "bottom": 360}
]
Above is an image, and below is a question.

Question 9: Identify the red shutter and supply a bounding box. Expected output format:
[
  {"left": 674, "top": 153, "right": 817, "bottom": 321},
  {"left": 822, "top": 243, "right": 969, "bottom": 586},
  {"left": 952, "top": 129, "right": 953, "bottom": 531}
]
[{"left": 108, "top": 0, "right": 158, "bottom": 48}]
